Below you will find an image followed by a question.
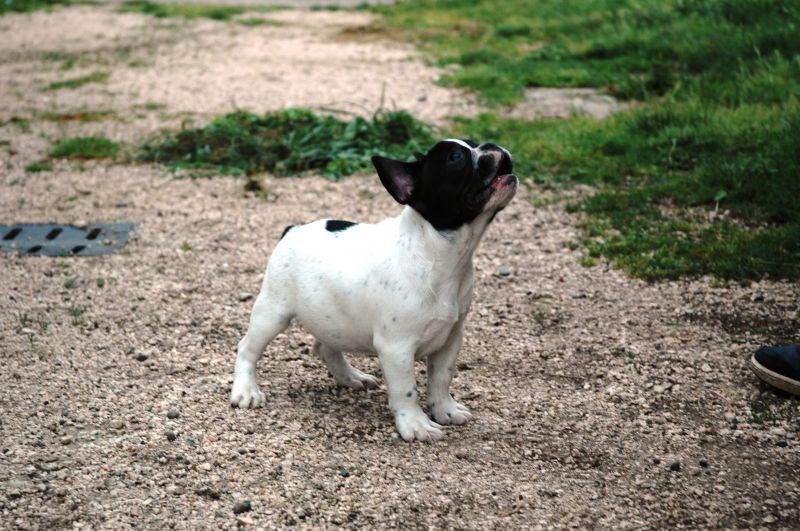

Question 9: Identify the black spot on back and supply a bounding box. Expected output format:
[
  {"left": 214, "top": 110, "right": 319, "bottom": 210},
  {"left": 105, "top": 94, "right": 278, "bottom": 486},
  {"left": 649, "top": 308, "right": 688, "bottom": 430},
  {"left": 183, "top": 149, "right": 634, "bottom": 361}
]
[
  {"left": 325, "top": 220, "right": 357, "bottom": 233},
  {"left": 280, "top": 225, "right": 295, "bottom": 240}
]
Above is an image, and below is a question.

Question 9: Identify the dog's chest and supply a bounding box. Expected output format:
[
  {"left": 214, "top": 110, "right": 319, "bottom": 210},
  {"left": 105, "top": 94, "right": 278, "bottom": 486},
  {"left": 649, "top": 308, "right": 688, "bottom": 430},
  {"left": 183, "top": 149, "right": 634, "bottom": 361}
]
[{"left": 413, "top": 278, "right": 472, "bottom": 357}]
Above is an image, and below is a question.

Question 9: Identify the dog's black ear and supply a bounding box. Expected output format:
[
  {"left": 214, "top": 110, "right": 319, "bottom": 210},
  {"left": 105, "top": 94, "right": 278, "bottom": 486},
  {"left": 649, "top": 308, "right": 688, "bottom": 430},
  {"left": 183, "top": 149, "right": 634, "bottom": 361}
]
[
  {"left": 412, "top": 151, "right": 425, "bottom": 161},
  {"left": 372, "top": 156, "right": 419, "bottom": 205}
]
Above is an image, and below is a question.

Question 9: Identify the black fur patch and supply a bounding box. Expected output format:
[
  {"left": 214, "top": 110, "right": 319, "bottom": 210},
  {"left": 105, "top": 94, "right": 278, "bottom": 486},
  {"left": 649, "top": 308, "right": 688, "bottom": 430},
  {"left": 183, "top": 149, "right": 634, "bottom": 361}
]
[
  {"left": 280, "top": 225, "right": 295, "bottom": 239},
  {"left": 372, "top": 140, "right": 514, "bottom": 231},
  {"left": 325, "top": 219, "right": 357, "bottom": 233}
]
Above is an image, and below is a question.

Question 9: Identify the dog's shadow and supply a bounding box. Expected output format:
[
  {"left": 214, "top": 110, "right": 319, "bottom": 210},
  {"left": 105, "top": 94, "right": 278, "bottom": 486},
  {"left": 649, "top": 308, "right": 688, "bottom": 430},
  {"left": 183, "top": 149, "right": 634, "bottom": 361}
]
[{"left": 284, "top": 380, "right": 393, "bottom": 435}]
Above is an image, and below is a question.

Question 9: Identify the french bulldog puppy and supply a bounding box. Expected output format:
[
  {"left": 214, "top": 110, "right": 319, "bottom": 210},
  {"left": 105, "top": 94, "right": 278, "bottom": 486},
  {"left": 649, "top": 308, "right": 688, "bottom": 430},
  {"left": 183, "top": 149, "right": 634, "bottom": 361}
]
[{"left": 230, "top": 139, "right": 517, "bottom": 441}]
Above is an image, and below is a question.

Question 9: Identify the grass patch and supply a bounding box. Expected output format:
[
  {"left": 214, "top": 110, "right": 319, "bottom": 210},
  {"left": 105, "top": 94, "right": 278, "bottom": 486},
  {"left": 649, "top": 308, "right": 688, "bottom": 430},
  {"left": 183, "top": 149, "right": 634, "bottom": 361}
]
[
  {"left": 25, "top": 161, "right": 53, "bottom": 172},
  {"left": 50, "top": 136, "right": 121, "bottom": 159},
  {"left": 374, "top": 0, "right": 800, "bottom": 106},
  {"left": 119, "top": 1, "right": 248, "bottom": 21},
  {"left": 139, "top": 108, "right": 435, "bottom": 179},
  {"left": 0, "top": 0, "right": 70, "bottom": 15},
  {"left": 48, "top": 71, "right": 109, "bottom": 90},
  {"left": 379, "top": 0, "right": 800, "bottom": 281},
  {"left": 41, "top": 51, "right": 79, "bottom": 70},
  {"left": 237, "top": 17, "right": 282, "bottom": 27}
]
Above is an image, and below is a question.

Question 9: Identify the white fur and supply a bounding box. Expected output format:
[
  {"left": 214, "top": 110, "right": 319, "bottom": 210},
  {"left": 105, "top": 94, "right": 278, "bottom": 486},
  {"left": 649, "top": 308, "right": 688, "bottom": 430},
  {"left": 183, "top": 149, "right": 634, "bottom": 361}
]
[{"left": 230, "top": 143, "right": 516, "bottom": 442}]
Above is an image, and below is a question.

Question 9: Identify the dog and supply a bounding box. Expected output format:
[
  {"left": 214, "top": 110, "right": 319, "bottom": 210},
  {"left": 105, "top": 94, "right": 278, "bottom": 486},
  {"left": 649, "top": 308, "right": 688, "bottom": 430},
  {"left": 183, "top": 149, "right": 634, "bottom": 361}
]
[{"left": 230, "top": 139, "right": 517, "bottom": 441}]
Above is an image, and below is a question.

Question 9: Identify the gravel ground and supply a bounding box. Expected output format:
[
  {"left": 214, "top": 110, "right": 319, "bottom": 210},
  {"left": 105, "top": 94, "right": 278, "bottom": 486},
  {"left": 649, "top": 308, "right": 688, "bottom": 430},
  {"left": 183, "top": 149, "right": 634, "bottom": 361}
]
[{"left": 1, "top": 4, "right": 799, "bottom": 530}]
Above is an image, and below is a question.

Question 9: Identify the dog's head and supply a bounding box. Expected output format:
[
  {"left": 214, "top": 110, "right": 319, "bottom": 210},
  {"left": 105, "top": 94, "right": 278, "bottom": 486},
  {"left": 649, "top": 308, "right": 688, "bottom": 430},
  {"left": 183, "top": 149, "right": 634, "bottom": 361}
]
[{"left": 372, "top": 139, "right": 517, "bottom": 231}]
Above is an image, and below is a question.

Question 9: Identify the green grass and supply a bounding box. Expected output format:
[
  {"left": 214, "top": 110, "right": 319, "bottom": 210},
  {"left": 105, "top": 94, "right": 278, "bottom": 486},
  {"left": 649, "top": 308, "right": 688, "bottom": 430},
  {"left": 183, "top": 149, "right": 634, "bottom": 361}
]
[
  {"left": 237, "top": 17, "right": 282, "bottom": 27},
  {"left": 377, "top": 0, "right": 800, "bottom": 281},
  {"left": 0, "top": 0, "right": 70, "bottom": 15},
  {"left": 374, "top": 0, "right": 800, "bottom": 106},
  {"left": 139, "top": 108, "right": 435, "bottom": 179},
  {"left": 50, "top": 136, "right": 121, "bottom": 159},
  {"left": 48, "top": 71, "right": 109, "bottom": 90},
  {"left": 25, "top": 161, "right": 53, "bottom": 172},
  {"left": 119, "top": 1, "right": 244, "bottom": 20}
]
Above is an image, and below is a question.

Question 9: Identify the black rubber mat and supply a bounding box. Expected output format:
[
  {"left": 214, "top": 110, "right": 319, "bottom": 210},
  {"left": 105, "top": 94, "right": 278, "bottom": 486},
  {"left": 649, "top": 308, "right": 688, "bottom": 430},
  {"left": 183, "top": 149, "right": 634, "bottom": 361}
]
[{"left": 0, "top": 223, "right": 135, "bottom": 256}]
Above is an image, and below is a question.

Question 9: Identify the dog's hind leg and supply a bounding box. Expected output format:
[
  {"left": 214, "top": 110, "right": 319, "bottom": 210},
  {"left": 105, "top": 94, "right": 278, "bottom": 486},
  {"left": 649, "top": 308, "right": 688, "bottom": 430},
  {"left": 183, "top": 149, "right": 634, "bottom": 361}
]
[
  {"left": 314, "top": 340, "right": 379, "bottom": 391},
  {"left": 230, "top": 290, "right": 291, "bottom": 409}
]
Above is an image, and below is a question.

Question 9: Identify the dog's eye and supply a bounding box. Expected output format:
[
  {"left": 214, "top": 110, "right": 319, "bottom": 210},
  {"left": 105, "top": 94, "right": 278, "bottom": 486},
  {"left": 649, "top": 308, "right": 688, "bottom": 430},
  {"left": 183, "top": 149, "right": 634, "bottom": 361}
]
[{"left": 448, "top": 151, "right": 464, "bottom": 164}]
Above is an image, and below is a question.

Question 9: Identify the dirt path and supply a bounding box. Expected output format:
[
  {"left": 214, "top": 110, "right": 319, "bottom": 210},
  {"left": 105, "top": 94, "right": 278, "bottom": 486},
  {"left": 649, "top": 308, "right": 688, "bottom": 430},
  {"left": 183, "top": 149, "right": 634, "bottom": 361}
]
[{"left": 1, "top": 5, "right": 799, "bottom": 529}]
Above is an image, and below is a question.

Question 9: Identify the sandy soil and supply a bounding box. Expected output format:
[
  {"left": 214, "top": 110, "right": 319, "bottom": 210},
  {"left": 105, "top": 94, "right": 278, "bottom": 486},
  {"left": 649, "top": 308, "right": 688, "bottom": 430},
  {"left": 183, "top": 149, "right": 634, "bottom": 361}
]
[{"left": 1, "top": 4, "right": 799, "bottom": 530}]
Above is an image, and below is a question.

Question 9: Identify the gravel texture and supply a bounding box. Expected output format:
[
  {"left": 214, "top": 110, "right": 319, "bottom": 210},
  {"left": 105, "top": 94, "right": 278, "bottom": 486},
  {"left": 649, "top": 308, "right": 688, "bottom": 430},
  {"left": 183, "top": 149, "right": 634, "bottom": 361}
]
[{"left": 1, "top": 4, "right": 799, "bottom": 529}]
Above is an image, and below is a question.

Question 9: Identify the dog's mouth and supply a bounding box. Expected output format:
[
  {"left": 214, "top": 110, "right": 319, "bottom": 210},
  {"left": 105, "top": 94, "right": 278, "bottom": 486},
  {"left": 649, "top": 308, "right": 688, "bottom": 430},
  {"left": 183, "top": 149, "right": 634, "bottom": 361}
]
[{"left": 476, "top": 172, "right": 516, "bottom": 199}]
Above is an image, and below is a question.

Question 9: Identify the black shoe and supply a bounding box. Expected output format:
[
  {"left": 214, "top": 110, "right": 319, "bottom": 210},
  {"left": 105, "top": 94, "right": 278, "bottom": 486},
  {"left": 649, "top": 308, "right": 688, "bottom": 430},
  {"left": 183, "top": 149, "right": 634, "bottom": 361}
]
[{"left": 749, "top": 344, "right": 800, "bottom": 396}]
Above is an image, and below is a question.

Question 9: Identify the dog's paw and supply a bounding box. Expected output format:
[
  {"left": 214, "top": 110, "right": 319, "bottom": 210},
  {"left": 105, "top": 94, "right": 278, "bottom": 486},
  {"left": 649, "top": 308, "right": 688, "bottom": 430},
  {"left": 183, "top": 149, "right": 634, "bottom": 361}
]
[
  {"left": 230, "top": 377, "right": 266, "bottom": 409},
  {"left": 395, "top": 408, "right": 444, "bottom": 442},
  {"left": 431, "top": 399, "right": 473, "bottom": 425},
  {"left": 336, "top": 368, "right": 379, "bottom": 391}
]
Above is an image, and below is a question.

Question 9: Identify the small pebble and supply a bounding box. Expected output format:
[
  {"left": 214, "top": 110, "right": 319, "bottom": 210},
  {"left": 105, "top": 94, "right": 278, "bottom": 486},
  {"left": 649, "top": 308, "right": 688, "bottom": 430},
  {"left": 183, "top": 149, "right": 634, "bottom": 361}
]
[
  {"left": 236, "top": 516, "right": 254, "bottom": 527},
  {"left": 136, "top": 352, "right": 150, "bottom": 362},
  {"left": 699, "top": 458, "right": 709, "bottom": 468},
  {"left": 166, "top": 485, "right": 183, "bottom": 496},
  {"left": 166, "top": 431, "right": 177, "bottom": 442},
  {"left": 60, "top": 436, "right": 73, "bottom": 445},
  {"left": 652, "top": 457, "right": 661, "bottom": 465},
  {"left": 776, "top": 440, "right": 788, "bottom": 448},
  {"left": 233, "top": 501, "right": 252, "bottom": 515},
  {"left": 239, "top": 292, "right": 253, "bottom": 302},
  {"left": 498, "top": 266, "right": 511, "bottom": 277},
  {"left": 669, "top": 461, "right": 681, "bottom": 472},
  {"left": 455, "top": 448, "right": 468, "bottom": 459},
  {"left": 110, "top": 420, "right": 124, "bottom": 430},
  {"left": 338, "top": 468, "right": 350, "bottom": 478},
  {"left": 160, "top": 338, "right": 176, "bottom": 349},
  {"left": 167, "top": 410, "right": 180, "bottom": 419}
]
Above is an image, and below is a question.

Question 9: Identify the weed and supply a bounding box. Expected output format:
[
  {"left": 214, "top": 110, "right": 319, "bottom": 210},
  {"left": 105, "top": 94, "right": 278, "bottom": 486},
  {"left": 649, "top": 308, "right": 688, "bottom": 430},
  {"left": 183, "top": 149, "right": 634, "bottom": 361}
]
[
  {"left": 135, "top": 102, "right": 166, "bottom": 111},
  {"left": 96, "top": 277, "right": 106, "bottom": 288},
  {"left": 63, "top": 275, "right": 79, "bottom": 289},
  {"left": 179, "top": 241, "right": 193, "bottom": 252},
  {"left": 19, "top": 312, "right": 30, "bottom": 328},
  {"left": 579, "top": 256, "right": 598, "bottom": 268},
  {"left": 48, "top": 71, "right": 110, "bottom": 91},
  {"left": 50, "top": 136, "right": 120, "bottom": 159},
  {"left": 41, "top": 51, "right": 78, "bottom": 70},
  {"left": 39, "top": 321, "right": 49, "bottom": 333},
  {"left": 531, "top": 309, "right": 547, "bottom": 323},
  {"left": 68, "top": 305, "right": 84, "bottom": 325},
  {"left": 3, "top": 116, "right": 31, "bottom": 132},
  {"left": 25, "top": 162, "right": 53, "bottom": 173},
  {"left": 139, "top": 108, "right": 435, "bottom": 179}
]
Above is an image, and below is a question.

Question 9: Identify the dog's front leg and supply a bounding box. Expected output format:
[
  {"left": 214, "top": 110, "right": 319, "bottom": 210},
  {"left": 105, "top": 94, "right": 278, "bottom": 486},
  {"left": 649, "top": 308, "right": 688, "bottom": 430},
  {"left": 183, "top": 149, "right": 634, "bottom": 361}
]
[
  {"left": 377, "top": 340, "right": 444, "bottom": 442},
  {"left": 426, "top": 320, "right": 474, "bottom": 425}
]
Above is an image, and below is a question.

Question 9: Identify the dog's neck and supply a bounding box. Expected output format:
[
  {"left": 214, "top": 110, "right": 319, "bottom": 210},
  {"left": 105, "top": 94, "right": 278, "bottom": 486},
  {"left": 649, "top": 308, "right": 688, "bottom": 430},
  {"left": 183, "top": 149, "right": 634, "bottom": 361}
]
[{"left": 398, "top": 206, "right": 493, "bottom": 290}]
